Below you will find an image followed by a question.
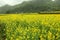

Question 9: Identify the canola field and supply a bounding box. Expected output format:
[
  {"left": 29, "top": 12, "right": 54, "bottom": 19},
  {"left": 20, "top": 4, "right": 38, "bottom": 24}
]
[{"left": 0, "top": 14, "right": 60, "bottom": 40}]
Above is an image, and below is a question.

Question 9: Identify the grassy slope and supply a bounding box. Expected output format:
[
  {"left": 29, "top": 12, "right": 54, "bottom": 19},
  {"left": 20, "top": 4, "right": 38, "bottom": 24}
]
[{"left": 0, "top": 14, "right": 60, "bottom": 40}]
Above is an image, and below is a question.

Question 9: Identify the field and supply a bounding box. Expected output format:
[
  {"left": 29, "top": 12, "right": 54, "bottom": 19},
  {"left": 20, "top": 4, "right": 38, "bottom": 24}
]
[{"left": 0, "top": 14, "right": 60, "bottom": 40}]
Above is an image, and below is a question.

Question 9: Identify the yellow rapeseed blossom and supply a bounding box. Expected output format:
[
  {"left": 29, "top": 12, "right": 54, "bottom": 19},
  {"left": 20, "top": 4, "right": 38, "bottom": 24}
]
[{"left": 0, "top": 14, "right": 60, "bottom": 40}]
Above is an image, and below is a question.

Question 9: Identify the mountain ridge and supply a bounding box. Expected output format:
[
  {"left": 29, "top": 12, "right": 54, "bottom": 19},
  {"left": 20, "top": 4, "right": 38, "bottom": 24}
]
[{"left": 0, "top": 0, "right": 60, "bottom": 14}]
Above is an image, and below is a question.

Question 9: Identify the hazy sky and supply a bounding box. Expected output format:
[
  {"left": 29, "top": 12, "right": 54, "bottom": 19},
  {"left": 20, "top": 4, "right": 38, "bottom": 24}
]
[{"left": 0, "top": 0, "right": 29, "bottom": 6}]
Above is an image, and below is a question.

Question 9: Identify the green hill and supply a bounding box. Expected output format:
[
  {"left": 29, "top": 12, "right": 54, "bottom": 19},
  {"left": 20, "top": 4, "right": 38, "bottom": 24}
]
[{"left": 0, "top": 0, "right": 60, "bottom": 14}]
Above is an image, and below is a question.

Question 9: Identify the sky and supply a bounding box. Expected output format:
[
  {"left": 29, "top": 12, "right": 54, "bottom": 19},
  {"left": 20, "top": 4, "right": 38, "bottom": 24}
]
[{"left": 0, "top": 0, "right": 29, "bottom": 6}]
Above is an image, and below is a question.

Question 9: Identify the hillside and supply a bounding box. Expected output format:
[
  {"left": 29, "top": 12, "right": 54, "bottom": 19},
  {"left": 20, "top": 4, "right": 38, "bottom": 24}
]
[
  {"left": 0, "top": 0, "right": 60, "bottom": 14},
  {"left": 5, "top": 0, "right": 60, "bottom": 13},
  {"left": 0, "top": 5, "right": 12, "bottom": 13}
]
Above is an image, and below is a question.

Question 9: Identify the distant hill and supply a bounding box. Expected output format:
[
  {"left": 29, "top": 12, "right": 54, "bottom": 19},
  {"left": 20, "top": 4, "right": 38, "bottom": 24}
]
[
  {"left": 0, "top": 0, "right": 60, "bottom": 14},
  {"left": 0, "top": 1, "right": 31, "bottom": 14},
  {"left": 6, "top": 1, "right": 33, "bottom": 13},
  {"left": 6, "top": 0, "right": 60, "bottom": 13},
  {"left": 5, "top": 1, "right": 49, "bottom": 13},
  {"left": 0, "top": 5, "right": 12, "bottom": 13}
]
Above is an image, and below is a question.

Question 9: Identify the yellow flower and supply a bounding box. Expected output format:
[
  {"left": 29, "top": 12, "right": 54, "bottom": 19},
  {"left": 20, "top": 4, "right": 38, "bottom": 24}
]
[
  {"left": 27, "top": 36, "right": 30, "bottom": 38},
  {"left": 48, "top": 31, "right": 52, "bottom": 39},
  {"left": 11, "top": 37, "right": 13, "bottom": 40}
]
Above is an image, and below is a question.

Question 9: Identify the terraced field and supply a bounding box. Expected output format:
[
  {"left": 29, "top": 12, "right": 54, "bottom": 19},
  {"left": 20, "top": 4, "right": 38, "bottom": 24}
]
[{"left": 0, "top": 14, "right": 60, "bottom": 40}]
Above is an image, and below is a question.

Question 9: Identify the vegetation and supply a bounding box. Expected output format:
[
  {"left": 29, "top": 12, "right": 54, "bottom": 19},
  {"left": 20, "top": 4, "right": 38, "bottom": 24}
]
[
  {"left": 0, "top": 0, "right": 60, "bottom": 13},
  {"left": 0, "top": 14, "right": 60, "bottom": 40}
]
